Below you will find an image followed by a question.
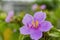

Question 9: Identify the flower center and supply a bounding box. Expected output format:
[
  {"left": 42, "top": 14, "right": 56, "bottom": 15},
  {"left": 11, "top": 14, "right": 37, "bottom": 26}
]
[{"left": 32, "top": 20, "right": 39, "bottom": 28}]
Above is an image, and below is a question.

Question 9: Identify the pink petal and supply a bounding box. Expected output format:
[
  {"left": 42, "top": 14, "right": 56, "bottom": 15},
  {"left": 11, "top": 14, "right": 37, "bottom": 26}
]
[
  {"left": 30, "top": 31, "right": 42, "bottom": 40},
  {"left": 20, "top": 26, "right": 30, "bottom": 35},
  {"left": 32, "top": 4, "right": 38, "bottom": 10},
  {"left": 8, "top": 10, "right": 14, "bottom": 17},
  {"left": 40, "top": 21, "right": 53, "bottom": 32},
  {"left": 22, "top": 14, "right": 33, "bottom": 25},
  {"left": 5, "top": 16, "right": 10, "bottom": 23},
  {"left": 40, "top": 4, "right": 46, "bottom": 10},
  {"left": 34, "top": 11, "right": 46, "bottom": 23}
]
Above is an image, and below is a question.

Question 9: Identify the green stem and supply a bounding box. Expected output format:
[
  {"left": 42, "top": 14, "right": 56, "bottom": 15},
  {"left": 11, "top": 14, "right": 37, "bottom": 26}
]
[{"left": 19, "top": 34, "right": 25, "bottom": 40}]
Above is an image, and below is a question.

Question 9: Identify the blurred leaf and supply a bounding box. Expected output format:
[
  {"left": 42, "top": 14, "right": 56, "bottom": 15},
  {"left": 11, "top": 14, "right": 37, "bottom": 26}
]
[
  {"left": 19, "top": 34, "right": 24, "bottom": 40},
  {"left": 10, "top": 31, "right": 19, "bottom": 40},
  {"left": 0, "top": 12, "right": 7, "bottom": 20},
  {"left": 48, "top": 32, "right": 60, "bottom": 37},
  {"left": 48, "top": 28, "right": 60, "bottom": 37},
  {"left": 19, "top": 34, "right": 31, "bottom": 40},
  {"left": 0, "top": 21, "right": 7, "bottom": 32},
  {"left": 23, "top": 36, "right": 31, "bottom": 40},
  {"left": 7, "top": 23, "right": 19, "bottom": 30},
  {"left": 54, "top": 8, "right": 60, "bottom": 19},
  {"left": 0, "top": 35, "right": 3, "bottom": 40}
]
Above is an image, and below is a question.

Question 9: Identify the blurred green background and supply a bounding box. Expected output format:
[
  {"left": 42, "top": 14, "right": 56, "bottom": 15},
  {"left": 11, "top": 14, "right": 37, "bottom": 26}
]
[{"left": 0, "top": 0, "right": 60, "bottom": 40}]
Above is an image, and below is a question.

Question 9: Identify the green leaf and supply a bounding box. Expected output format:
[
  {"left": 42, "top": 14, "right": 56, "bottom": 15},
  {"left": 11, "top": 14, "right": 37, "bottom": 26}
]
[
  {"left": 23, "top": 36, "right": 31, "bottom": 40},
  {"left": 19, "top": 34, "right": 25, "bottom": 40},
  {"left": 48, "top": 32, "right": 60, "bottom": 37},
  {"left": 0, "top": 35, "right": 3, "bottom": 40},
  {"left": 10, "top": 31, "right": 20, "bottom": 40},
  {"left": 0, "top": 21, "right": 7, "bottom": 32},
  {"left": 7, "top": 23, "right": 19, "bottom": 30},
  {"left": 48, "top": 28, "right": 60, "bottom": 37}
]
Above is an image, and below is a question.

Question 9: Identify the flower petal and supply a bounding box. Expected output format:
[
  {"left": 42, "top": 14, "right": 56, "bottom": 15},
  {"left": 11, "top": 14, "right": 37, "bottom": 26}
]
[
  {"left": 20, "top": 26, "right": 30, "bottom": 35},
  {"left": 40, "top": 21, "right": 53, "bottom": 32},
  {"left": 30, "top": 31, "right": 42, "bottom": 40},
  {"left": 40, "top": 4, "right": 46, "bottom": 10},
  {"left": 32, "top": 4, "right": 38, "bottom": 10},
  {"left": 22, "top": 14, "right": 33, "bottom": 25},
  {"left": 8, "top": 10, "right": 14, "bottom": 17},
  {"left": 5, "top": 16, "right": 10, "bottom": 23},
  {"left": 34, "top": 11, "right": 46, "bottom": 23}
]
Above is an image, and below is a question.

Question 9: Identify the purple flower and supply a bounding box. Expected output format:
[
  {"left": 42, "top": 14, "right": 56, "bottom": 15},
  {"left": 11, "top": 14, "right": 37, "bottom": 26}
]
[
  {"left": 32, "top": 4, "right": 38, "bottom": 11},
  {"left": 40, "top": 4, "right": 46, "bottom": 10},
  {"left": 20, "top": 11, "right": 53, "bottom": 40},
  {"left": 5, "top": 10, "right": 14, "bottom": 23}
]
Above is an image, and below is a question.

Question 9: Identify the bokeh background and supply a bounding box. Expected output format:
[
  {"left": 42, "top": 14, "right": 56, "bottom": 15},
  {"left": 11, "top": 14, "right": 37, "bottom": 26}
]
[{"left": 0, "top": 0, "right": 60, "bottom": 40}]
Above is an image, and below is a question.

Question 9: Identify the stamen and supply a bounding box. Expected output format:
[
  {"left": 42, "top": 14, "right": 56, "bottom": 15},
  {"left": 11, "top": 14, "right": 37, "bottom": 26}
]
[
  {"left": 35, "top": 20, "right": 39, "bottom": 28},
  {"left": 32, "top": 20, "right": 39, "bottom": 28},
  {"left": 32, "top": 20, "right": 35, "bottom": 27}
]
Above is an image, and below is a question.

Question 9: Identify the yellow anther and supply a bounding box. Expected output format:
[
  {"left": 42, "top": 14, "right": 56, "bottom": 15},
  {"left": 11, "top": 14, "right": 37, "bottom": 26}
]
[
  {"left": 32, "top": 20, "right": 39, "bottom": 28},
  {"left": 35, "top": 20, "right": 39, "bottom": 28}
]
